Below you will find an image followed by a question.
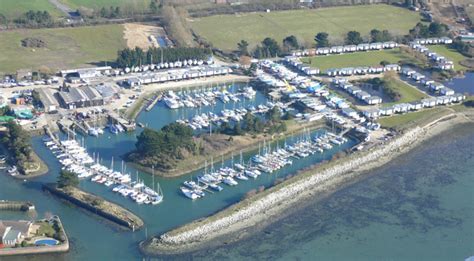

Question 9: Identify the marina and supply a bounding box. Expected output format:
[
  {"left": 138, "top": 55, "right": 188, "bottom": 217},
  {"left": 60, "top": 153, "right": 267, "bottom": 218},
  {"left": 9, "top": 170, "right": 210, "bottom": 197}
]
[
  {"left": 43, "top": 137, "right": 163, "bottom": 205},
  {"left": 180, "top": 131, "right": 349, "bottom": 199}
]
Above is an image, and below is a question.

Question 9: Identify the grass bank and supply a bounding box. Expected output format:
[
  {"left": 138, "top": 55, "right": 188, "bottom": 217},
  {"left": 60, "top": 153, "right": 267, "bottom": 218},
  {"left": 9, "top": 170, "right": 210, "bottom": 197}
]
[
  {"left": 428, "top": 45, "right": 471, "bottom": 71},
  {"left": 381, "top": 76, "right": 428, "bottom": 107}
]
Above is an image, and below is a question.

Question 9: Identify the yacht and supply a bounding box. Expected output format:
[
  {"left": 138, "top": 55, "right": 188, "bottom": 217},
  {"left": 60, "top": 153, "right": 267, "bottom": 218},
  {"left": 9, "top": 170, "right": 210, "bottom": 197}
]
[
  {"left": 181, "top": 187, "right": 200, "bottom": 200},
  {"left": 164, "top": 97, "right": 180, "bottom": 109}
]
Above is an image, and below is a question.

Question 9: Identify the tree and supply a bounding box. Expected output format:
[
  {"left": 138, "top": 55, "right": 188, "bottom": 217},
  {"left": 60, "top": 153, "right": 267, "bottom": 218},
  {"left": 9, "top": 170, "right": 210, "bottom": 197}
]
[
  {"left": 237, "top": 40, "right": 249, "bottom": 56},
  {"left": 370, "top": 29, "right": 382, "bottom": 43},
  {"left": 409, "top": 22, "right": 430, "bottom": 39},
  {"left": 261, "top": 37, "right": 281, "bottom": 57},
  {"left": 99, "top": 7, "right": 107, "bottom": 18},
  {"left": 346, "top": 31, "right": 363, "bottom": 45},
  {"left": 282, "top": 35, "right": 299, "bottom": 52},
  {"left": 150, "top": 0, "right": 159, "bottom": 14},
  {"left": 428, "top": 22, "right": 448, "bottom": 37},
  {"left": 314, "top": 32, "right": 329, "bottom": 47},
  {"left": 0, "top": 13, "right": 7, "bottom": 27},
  {"left": 57, "top": 170, "right": 79, "bottom": 188}
]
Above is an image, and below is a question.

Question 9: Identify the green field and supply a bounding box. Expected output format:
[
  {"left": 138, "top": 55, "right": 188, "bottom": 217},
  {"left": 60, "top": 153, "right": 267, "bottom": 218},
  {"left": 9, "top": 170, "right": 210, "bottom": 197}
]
[
  {"left": 301, "top": 48, "right": 420, "bottom": 71},
  {"left": 428, "top": 45, "right": 470, "bottom": 70},
  {"left": 0, "top": 0, "right": 63, "bottom": 19},
  {"left": 189, "top": 5, "right": 421, "bottom": 51},
  {"left": 382, "top": 76, "right": 428, "bottom": 106},
  {"left": 0, "top": 24, "right": 126, "bottom": 73},
  {"left": 59, "top": 0, "right": 151, "bottom": 12}
]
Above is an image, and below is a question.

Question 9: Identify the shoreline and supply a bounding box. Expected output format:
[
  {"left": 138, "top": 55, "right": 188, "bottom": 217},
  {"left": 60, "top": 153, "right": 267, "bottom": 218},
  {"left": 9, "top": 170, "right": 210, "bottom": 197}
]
[{"left": 140, "top": 111, "right": 472, "bottom": 256}]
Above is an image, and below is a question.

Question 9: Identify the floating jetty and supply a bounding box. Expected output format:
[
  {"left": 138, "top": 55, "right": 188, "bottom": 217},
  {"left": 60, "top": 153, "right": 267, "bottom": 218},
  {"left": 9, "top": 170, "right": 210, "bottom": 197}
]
[
  {"left": 180, "top": 131, "right": 348, "bottom": 200},
  {"left": 43, "top": 135, "right": 163, "bottom": 206},
  {"left": 145, "top": 94, "right": 162, "bottom": 112}
]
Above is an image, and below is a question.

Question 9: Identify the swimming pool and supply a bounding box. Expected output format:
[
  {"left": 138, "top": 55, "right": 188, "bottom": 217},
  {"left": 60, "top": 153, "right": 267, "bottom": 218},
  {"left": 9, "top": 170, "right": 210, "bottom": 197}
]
[{"left": 35, "top": 238, "right": 59, "bottom": 246}]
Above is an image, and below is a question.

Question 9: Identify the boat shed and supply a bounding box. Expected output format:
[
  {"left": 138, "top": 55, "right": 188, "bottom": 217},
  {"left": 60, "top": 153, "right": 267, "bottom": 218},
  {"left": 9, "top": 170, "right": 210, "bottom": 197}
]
[{"left": 36, "top": 88, "right": 59, "bottom": 113}]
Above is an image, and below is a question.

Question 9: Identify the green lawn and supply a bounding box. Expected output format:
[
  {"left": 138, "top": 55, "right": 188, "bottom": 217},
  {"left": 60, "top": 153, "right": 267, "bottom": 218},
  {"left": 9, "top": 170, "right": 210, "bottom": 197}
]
[
  {"left": 382, "top": 76, "right": 428, "bottom": 106},
  {"left": 36, "top": 221, "right": 55, "bottom": 237},
  {"left": 0, "top": 24, "right": 126, "bottom": 73},
  {"left": 378, "top": 107, "right": 452, "bottom": 130},
  {"left": 428, "top": 45, "right": 470, "bottom": 71},
  {"left": 59, "top": 0, "right": 151, "bottom": 13},
  {"left": 0, "top": 0, "right": 63, "bottom": 19},
  {"left": 301, "top": 48, "right": 420, "bottom": 71},
  {"left": 189, "top": 5, "right": 421, "bottom": 51}
]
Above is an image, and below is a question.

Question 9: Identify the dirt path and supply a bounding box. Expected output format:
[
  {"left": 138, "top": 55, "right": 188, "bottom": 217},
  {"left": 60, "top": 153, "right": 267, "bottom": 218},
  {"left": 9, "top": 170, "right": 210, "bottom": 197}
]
[{"left": 48, "top": 0, "right": 74, "bottom": 17}]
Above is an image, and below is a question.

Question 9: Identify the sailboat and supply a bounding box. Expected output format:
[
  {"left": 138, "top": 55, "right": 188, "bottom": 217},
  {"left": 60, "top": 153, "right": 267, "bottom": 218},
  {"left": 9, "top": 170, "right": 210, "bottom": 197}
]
[{"left": 150, "top": 167, "right": 164, "bottom": 205}]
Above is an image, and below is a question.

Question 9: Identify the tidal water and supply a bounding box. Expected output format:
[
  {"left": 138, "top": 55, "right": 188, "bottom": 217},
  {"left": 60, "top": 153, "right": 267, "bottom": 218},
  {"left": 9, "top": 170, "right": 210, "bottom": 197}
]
[
  {"left": 0, "top": 82, "right": 356, "bottom": 260},
  {"left": 444, "top": 72, "right": 474, "bottom": 95},
  {"left": 187, "top": 123, "right": 474, "bottom": 261},
  {"left": 0, "top": 79, "right": 472, "bottom": 260}
]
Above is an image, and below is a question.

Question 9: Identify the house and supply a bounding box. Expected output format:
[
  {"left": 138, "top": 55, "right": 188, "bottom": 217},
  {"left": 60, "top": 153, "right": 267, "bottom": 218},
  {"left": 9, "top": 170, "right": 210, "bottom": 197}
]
[
  {"left": 401, "top": 67, "right": 416, "bottom": 76},
  {"left": 340, "top": 68, "right": 354, "bottom": 75},
  {"left": 409, "top": 101, "right": 424, "bottom": 111},
  {"left": 341, "top": 83, "right": 353, "bottom": 90},
  {"left": 420, "top": 78, "right": 434, "bottom": 86},
  {"left": 429, "top": 82, "right": 445, "bottom": 91},
  {"left": 326, "top": 69, "right": 338, "bottom": 76},
  {"left": 382, "top": 41, "right": 398, "bottom": 49},
  {"left": 363, "top": 108, "right": 380, "bottom": 118},
  {"left": 452, "top": 93, "right": 466, "bottom": 102},
  {"left": 393, "top": 103, "right": 409, "bottom": 113},
  {"left": 0, "top": 220, "right": 32, "bottom": 246},
  {"left": 357, "top": 43, "right": 370, "bottom": 51},
  {"left": 344, "top": 45, "right": 357, "bottom": 52},
  {"left": 369, "top": 42, "right": 383, "bottom": 50},
  {"left": 422, "top": 97, "right": 437, "bottom": 107},
  {"left": 379, "top": 106, "right": 394, "bottom": 116},
  {"left": 440, "top": 87, "right": 454, "bottom": 96},
  {"left": 347, "top": 86, "right": 362, "bottom": 95},
  {"left": 317, "top": 47, "right": 330, "bottom": 55},
  {"left": 364, "top": 96, "right": 382, "bottom": 105},
  {"left": 356, "top": 91, "right": 371, "bottom": 100},
  {"left": 411, "top": 72, "right": 425, "bottom": 81},
  {"left": 342, "top": 107, "right": 359, "bottom": 118},
  {"left": 437, "top": 62, "right": 454, "bottom": 70},
  {"left": 385, "top": 64, "right": 400, "bottom": 71}
]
